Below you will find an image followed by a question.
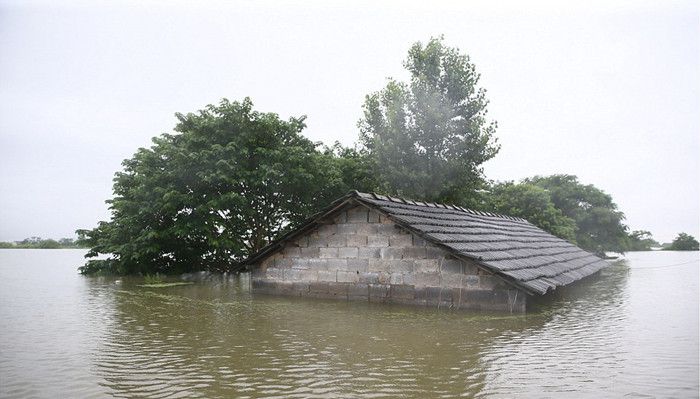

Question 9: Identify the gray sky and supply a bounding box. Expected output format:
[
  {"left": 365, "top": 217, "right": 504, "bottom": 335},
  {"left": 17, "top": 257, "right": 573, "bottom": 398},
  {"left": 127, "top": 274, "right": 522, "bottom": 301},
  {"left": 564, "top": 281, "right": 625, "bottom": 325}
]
[{"left": 1, "top": 0, "right": 698, "bottom": 243}]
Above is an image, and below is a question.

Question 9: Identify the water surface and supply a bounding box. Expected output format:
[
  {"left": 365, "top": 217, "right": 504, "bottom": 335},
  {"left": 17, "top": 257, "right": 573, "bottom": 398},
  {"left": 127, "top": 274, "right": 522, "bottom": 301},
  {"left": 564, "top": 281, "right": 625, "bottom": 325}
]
[{"left": 0, "top": 249, "right": 697, "bottom": 398}]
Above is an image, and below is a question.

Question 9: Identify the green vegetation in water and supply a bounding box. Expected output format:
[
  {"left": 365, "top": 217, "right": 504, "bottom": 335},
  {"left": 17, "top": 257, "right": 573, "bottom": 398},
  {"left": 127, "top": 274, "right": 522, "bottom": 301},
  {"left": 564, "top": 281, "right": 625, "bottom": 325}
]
[
  {"left": 137, "top": 282, "right": 194, "bottom": 288},
  {"left": 137, "top": 274, "right": 193, "bottom": 288},
  {"left": 76, "top": 36, "right": 661, "bottom": 276},
  {"left": 143, "top": 274, "right": 164, "bottom": 284}
]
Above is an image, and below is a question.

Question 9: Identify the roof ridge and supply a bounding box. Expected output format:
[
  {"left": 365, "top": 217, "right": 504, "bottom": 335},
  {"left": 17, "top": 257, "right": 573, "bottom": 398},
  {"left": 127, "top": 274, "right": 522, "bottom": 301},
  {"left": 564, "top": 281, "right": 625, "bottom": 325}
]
[{"left": 354, "top": 191, "right": 528, "bottom": 223}]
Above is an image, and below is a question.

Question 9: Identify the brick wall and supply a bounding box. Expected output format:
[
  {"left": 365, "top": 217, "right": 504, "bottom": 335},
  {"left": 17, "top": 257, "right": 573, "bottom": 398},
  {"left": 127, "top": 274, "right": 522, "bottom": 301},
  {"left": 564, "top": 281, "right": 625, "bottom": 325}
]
[{"left": 252, "top": 204, "right": 526, "bottom": 312}]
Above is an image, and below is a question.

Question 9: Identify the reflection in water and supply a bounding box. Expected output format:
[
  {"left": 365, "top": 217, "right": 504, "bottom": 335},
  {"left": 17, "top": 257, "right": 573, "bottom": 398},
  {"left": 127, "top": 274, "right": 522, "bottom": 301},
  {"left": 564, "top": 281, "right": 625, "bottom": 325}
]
[
  {"left": 0, "top": 250, "right": 697, "bottom": 398},
  {"left": 479, "top": 261, "right": 631, "bottom": 397},
  {"left": 94, "top": 276, "right": 536, "bottom": 398}
]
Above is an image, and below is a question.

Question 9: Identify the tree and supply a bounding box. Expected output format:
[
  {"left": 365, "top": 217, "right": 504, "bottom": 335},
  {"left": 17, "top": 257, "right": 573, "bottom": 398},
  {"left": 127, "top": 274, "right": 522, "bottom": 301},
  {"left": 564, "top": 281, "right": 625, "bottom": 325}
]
[
  {"left": 19, "top": 237, "right": 42, "bottom": 246},
  {"left": 37, "top": 239, "right": 61, "bottom": 249},
  {"left": 666, "top": 233, "right": 699, "bottom": 251},
  {"left": 17, "top": 237, "right": 60, "bottom": 248},
  {"left": 58, "top": 238, "right": 81, "bottom": 248},
  {"left": 626, "top": 230, "right": 659, "bottom": 251},
  {"left": 322, "top": 143, "right": 381, "bottom": 195},
  {"left": 525, "top": 175, "right": 629, "bottom": 253},
  {"left": 484, "top": 182, "right": 577, "bottom": 242},
  {"left": 358, "top": 36, "right": 499, "bottom": 207},
  {"left": 78, "top": 98, "right": 350, "bottom": 275}
]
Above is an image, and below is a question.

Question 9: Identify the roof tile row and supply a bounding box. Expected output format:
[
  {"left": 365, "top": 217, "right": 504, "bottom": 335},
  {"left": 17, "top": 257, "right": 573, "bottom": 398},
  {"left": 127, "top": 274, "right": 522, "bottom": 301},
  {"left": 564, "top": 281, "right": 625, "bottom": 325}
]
[{"left": 356, "top": 192, "right": 609, "bottom": 294}]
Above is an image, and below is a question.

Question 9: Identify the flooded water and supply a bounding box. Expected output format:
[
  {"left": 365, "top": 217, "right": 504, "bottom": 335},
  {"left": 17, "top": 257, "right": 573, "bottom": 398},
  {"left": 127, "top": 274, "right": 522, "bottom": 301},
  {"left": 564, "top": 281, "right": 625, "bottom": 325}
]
[{"left": 0, "top": 250, "right": 697, "bottom": 398}]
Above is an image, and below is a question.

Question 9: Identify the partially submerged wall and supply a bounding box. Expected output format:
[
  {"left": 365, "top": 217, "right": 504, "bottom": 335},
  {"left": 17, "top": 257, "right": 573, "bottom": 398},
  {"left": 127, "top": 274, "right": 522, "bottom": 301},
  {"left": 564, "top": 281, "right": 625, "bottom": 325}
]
[{"left": 251, "top": 204, "right": 526, "bottom": 312}]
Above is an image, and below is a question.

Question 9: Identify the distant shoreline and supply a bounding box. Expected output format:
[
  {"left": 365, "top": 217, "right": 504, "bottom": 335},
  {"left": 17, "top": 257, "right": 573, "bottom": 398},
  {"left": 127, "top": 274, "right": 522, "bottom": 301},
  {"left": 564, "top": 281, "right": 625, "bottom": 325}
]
[
  {"left": 0, "top": 246, "right": 88, "bottom": 249},
  {"left": 0, "top": 238, "right": 87, "bottom": 250}
]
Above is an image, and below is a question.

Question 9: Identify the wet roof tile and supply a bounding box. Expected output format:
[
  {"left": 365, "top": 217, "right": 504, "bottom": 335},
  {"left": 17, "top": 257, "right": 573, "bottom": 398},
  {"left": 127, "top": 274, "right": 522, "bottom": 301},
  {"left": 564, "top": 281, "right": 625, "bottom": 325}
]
[{"left": 356, "top": 193, "right": 609, "bottom": 295}]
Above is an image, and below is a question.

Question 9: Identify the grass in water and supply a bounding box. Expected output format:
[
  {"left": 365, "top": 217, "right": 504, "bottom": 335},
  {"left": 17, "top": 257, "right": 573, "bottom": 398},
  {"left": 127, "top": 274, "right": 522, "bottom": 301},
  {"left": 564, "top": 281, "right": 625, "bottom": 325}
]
[
  {"left": 143, "top": 273, "right": 164, "bottom": 284},
  {"left": 138, "top": 273, "right": 193, "bottom": 288},
  {"left": 137, "top": 282, "right": 194, "bottom": 288}
]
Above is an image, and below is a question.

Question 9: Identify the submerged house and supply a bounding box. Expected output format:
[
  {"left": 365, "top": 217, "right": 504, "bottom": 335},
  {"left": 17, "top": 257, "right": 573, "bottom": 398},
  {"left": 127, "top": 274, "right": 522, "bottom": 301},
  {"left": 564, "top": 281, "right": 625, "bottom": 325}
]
[{"left": 243, "top": 191, "right": 609, "bottom": 312}]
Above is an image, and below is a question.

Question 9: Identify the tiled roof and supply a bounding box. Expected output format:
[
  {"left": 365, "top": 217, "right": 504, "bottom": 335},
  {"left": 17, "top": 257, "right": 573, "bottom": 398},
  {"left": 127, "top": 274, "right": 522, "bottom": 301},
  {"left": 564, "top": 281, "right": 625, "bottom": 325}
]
[
  {"left": 243, "top": 191, "right": 610, "bottom": 295},
  {"left": 354, "top": 192, "right": 609, "bottom": 295}
]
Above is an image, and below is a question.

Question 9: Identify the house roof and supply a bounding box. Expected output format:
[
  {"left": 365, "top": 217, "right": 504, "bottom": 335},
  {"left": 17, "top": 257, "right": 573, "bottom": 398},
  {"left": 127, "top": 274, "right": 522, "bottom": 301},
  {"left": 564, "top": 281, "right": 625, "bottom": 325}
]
[{"left": 243, "top": 191, "right": 610, "bottom": 295}]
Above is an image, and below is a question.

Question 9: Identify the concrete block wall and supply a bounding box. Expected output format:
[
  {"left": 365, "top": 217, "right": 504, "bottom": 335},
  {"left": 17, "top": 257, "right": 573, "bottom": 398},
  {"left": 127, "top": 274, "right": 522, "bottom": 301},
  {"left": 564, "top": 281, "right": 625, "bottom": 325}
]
[{"left": 252, "top": 204, "right": 526, "bottom": 312}]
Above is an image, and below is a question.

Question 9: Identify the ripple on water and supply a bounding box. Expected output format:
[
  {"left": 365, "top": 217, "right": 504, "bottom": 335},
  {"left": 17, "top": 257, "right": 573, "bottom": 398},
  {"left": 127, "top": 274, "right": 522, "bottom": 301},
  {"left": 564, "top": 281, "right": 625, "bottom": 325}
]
[{"left": 0, "top": 250, "right": 698, "bottom": 398}]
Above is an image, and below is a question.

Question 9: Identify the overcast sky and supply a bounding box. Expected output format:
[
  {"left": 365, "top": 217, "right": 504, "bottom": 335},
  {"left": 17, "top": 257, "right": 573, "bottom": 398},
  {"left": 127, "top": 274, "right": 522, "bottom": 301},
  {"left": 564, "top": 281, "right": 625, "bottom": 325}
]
[{"left": 1, "top": 0, "right": 698, "bottom": 243}]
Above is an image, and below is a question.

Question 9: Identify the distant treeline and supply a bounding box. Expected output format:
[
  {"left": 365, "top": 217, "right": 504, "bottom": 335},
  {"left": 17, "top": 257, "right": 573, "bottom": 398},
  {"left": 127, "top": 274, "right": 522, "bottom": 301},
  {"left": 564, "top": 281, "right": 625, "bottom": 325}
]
[
  {"left": 625, "top": 231, "right": 699, "bottom": 251},
  {"left": 660, "top": 233, "right": 700, "bottom": 251},
  {"left": 0, "top": 237, "right": 86, "bottom": 249}
]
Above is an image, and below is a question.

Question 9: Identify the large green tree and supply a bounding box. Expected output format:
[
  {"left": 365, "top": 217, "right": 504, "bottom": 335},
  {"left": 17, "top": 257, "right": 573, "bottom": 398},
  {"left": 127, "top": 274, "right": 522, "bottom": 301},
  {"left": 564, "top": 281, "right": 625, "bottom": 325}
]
[
  {"left": 321, "top": 143, "right": 381, "bottom": 195},
  {"left": 484, "top": 182, "right": 577, "bottom": 242},
  {"left": 78, "top": 98, "right": 349, "bottom": 275},
  {"left": 358, "top": 37, "right": 499, "bottom": 207},
  {"left": 525, "top": 175, "right": 629, "bottom": 253}
]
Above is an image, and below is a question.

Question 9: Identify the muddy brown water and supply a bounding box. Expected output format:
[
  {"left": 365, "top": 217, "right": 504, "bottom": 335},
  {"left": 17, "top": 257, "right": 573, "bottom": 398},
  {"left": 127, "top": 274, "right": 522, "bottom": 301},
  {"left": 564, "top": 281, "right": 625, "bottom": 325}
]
[{"left": 0, "top": 249, "right": 697, "bottom": 398}]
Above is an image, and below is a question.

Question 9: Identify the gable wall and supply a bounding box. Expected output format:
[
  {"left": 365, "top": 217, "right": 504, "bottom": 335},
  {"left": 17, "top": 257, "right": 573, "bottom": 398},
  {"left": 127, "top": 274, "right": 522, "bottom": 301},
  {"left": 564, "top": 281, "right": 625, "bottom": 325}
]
[{"left": 251, "top": 204, "right": 526, "bottom": 312}]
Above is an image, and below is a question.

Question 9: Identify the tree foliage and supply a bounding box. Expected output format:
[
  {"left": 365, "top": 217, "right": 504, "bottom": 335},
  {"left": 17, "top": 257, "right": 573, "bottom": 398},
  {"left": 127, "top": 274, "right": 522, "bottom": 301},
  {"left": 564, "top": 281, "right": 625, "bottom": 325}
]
[
  {"left": 358, "top": 36, "right": 499, "bottom": 207},
  {"left": 321, "top": 143, "right": 381, "bottom": 195},
  {"left": 484, "top": 182, "right": 577, "bottom": 242},
  {"left": 665, "top": 233, "right": 700, "bottom": 251},
  {"left": 524, "top": 175, "right": 629, "bottom": 253},
  {"left": 78, "top": 98, "right": 352, "bottom": 275},
  {"left": 626, "top": 230, "right": 659, "bottom": 251},
  {"left": 481, "top": 176, "right": 635, "bottom": 253}
]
